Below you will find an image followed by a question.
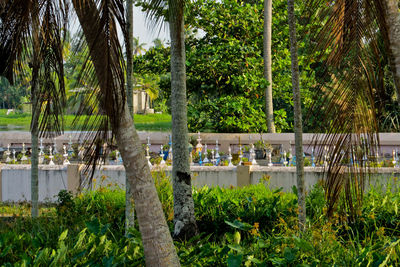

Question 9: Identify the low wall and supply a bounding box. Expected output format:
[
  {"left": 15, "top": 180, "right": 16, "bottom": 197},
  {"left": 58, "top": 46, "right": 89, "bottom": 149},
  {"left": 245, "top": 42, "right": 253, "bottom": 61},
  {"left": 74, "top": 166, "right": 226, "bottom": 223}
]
[
  {"left": 0, "top": 165, "right": 68, "bottom": 202},
  {"left": 1, "top": 164, "right": 400, "bottom": 202}
]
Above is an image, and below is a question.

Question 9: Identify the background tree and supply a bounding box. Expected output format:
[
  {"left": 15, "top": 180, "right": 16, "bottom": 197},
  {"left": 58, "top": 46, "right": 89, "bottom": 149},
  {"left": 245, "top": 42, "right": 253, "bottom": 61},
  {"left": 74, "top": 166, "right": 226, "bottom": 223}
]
[
  {"left": 168, "top": 0, "right": 199, "bottom": 239},
  {"left": 287, "top": 0, "right": 306, "bottom": 231},
  {"left": 133, "top": 37, "right": 147, "bottom": 56},
  {"left": 144, "top": 0, "right": 199, "bottom": 239},
  {"left": 263, "top": 0, "right": 275, "bottom": 133},
  {"left": 136, "top": 0, "right": 319, "bottom": 133},
  {"left": 0, "top": 0, "right": 67, "bottom": 217}
]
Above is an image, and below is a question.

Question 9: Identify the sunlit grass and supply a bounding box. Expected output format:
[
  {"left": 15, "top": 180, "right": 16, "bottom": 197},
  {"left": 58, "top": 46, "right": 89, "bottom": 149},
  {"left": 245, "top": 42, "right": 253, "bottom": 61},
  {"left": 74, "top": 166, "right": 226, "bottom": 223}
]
[{"left": 0, "top": 109, "right": 171, "bottom": 131}]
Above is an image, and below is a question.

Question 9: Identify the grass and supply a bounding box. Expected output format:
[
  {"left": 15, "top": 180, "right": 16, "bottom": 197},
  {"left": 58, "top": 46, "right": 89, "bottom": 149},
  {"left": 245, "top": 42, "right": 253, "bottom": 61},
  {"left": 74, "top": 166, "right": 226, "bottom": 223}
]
[{"left": 0, "top": 109, "right": 171, "bottom": 131}]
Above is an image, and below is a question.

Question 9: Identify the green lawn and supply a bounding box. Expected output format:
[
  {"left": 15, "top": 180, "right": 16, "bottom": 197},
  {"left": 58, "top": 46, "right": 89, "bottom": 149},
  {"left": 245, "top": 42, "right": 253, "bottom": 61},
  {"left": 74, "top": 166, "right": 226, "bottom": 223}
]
[{"left": 0, "top": 109, "right": 171, "bottom": 131}]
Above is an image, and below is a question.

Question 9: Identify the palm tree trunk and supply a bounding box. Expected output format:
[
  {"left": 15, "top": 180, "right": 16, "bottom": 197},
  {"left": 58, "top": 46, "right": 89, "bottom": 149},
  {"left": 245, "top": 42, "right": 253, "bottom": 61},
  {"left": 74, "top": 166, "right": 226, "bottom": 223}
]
[
  {"left": 169, "top": 0, "right": 199, "bottom": 240},
  {"left": 263, "top": 0, "right": 275, "bottom": 133},
  {"left": 287, "top": 0, "right": 306, "bottom": 232},
  {"left": 31, "top": 1, "right": 40, "bottom": 218},
  {"left": 72, "top": 1, "right": 180, "bottom": 265},
  {"left": 117, "top": 105, "right": 180, "bottom": 266},
  {"left": 126, "top": 0, "right": 134, "bottom": 115},
  {"left": 31, "top": 96, "right": 39, "bottom": 218},
  {"left": 382, "top": 0, "right": 400, "bottom": 104},
  {"left": 125, "top": 0, "right": 135, "bottom": 235}
]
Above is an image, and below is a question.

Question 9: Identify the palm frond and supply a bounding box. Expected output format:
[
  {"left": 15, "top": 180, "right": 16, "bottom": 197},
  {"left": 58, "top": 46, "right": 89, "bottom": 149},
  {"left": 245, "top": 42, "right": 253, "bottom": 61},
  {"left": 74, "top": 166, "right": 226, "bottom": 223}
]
[
  {"left": 71, "top": 0, "right": 127, "bottom": 174},
  {"left": 307, "top": 0, "right": 384, "bottom": 219},
  {"left": 0, "top": 0, "right": 32, "bottom": 83},
  {"left": 0, "top": 0, "right": 67, "bottom": 138},
  {"left": 35, "top": 0, "right": 68, "bottom": 137}
]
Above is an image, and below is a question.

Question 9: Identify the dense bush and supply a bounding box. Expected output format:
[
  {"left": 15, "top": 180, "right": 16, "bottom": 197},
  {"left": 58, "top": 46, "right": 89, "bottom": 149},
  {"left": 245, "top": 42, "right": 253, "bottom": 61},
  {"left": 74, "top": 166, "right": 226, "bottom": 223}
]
[{"left": 1, "top": 175, "right": 400, "bottom": 266}]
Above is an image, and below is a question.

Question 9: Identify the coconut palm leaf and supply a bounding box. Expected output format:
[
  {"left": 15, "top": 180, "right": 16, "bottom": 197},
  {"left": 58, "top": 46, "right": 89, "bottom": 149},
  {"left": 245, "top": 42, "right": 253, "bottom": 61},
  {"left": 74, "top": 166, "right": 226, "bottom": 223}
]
[
  {"left": 70, "top": 0, "right": 128, "bottom": 173},
  {"left": 307, "top": 0, "right": 386, "bottom": 219},
  {"left": 0, "top": 0, "right": 68, "bottom": 137}
]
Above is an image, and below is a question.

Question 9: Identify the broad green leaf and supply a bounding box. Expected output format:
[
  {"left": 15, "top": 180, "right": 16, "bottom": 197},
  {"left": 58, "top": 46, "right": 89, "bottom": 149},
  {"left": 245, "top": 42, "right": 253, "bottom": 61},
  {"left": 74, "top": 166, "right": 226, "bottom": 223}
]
[{"left": 227, "top": 253, "right": 243, "bottom": 267}]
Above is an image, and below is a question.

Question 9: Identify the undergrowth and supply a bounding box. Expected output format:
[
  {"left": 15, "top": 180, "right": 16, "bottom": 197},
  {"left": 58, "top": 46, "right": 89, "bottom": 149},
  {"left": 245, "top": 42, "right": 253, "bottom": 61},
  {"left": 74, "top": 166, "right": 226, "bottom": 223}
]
[{"left": 1, "top": 174, "right": 400, "bottom": 266}]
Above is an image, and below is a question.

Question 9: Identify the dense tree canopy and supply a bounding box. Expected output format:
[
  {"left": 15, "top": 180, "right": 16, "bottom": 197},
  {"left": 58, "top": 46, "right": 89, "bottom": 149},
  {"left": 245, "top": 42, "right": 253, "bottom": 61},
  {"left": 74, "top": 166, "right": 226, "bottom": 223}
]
[{"left": 135, "top": 0, "right": 319, "bottom": 133}]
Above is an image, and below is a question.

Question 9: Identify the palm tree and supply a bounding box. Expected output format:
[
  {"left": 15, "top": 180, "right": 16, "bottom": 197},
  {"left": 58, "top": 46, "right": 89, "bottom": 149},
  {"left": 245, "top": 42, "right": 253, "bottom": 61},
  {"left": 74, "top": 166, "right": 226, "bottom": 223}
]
[
  {"left": 145, "top": 0, "right": 199, "bottom": 240},
  {"left": 125, "top": 0, "right": 135, "bottom": 233},
  {"left": 71, "top": 0, "right": 180, "bottom": 265},
  {"left": 133, "top": 37, "right": 147, "bottom": 55},
  {"left": 168, "top": 0, "right": 199, "bottom": 240},
  {"left": 287, "top": 0, "right": 306, "bottom": 232},
  {"left": 0, "top": 0, "right": 67, "bottom": 218},
  {"left": 263, "top": 0, "right": 276, "bottom": 133}
]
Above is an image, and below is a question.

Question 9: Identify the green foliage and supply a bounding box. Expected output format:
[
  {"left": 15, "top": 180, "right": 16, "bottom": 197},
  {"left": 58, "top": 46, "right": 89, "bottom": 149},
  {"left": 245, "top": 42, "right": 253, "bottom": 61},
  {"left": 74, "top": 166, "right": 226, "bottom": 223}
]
[
  {"left": 135, "top": 0, "right": 318, "bottom": 133},
  {"left": 0, "top": 76, "right": 29, "bottom": 110},
  {"left": 188, "top": 96, "right": 268, "bottom": 133},
  {"left": 2, "top": 176, "right": 400, "bottom": 265},
  {"left": 194, "top": 185, "right": 297, "bottom": 236}
]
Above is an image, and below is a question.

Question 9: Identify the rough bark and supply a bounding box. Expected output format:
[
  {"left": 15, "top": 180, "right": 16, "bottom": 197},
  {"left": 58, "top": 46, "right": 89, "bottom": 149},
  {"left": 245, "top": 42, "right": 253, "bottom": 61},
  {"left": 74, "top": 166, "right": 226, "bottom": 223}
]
[
  {"left": 263, "top": 0, "right": 275, "bottom": 133},
  {"left": 382, "top": 0, "right": 400, "bottom": 104},
  {"left": 31, "top": 2, "right": 40, "bottom": 218},
  {"left": 169, "top": 0, "right": 199, "bottom": 240},
  {"left": 287, "top": 0, "right": 306, "bottom": 232},
  {"left": 125, "top": 0, "right": 135, "bottom": 234},
  {"left": 72, "top": 1, "right": 180, "bottom": 265},
  {"left": 117, "top": 105, "right": 181, "bottom": 266}
]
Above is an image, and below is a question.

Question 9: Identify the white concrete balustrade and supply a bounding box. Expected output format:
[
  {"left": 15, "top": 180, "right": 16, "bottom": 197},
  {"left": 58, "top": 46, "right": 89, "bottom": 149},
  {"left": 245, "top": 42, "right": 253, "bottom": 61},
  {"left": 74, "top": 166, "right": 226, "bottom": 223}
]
[{"left": 1, "top": 164, "right": 400, "bottom": 202}]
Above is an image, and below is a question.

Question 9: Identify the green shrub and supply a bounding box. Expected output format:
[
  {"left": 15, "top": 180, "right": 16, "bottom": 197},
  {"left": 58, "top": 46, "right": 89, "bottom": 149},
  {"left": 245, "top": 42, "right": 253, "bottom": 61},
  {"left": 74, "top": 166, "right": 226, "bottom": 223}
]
[{"left": 2, "top": 175, "right": 400, "bottom": 266}]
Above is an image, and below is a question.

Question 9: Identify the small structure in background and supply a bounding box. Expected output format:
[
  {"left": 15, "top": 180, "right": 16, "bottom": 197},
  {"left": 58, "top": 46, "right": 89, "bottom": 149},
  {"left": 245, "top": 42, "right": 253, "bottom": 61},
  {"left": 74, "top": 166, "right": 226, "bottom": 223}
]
[
  {"left": 203, "top": 144, "right": 209, "bottom": 163},
  {"left": 132, "top": 89, "right": 153, "bottom": 114},
  {"left": 5, "top": 144, "right": 11, "bottom": 163},
  {"left": 63, "top": 145, "right": 70, "bottom": 165},
  {"left": 20, "top": 143, "right": 28, "bottom": 162},
  {"left": 48, "top": 146, "right": 55, "bottom": 166}
]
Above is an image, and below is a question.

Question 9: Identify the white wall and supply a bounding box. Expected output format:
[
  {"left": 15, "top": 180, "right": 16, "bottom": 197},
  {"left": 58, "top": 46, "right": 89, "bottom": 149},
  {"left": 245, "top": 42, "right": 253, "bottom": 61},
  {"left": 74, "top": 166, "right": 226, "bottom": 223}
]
[
  {"left": 1, "top": 165, "right": 67, "bottom": 202},
  {"left": 1, "top": 164, "right": 400, "bottom": 202}
]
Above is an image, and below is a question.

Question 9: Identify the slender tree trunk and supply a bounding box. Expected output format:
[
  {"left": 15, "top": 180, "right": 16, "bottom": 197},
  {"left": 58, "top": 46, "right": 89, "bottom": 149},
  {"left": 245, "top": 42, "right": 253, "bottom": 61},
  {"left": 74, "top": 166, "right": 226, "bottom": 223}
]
[
  {"left": 31, "top": 2, "right": 40, "bottom": 218},
  {"left": 31, "top": 95, "right": 39, "bottom": 218},
  {"left": 126, "top": 0, "right": 134, "bottom": 115},
  {"left": 117, "top": 105, "right": 180, "bottom": 266},
  {"left": 72, "top": 1, "right": 180, "bottom": 265},
  {"left": 125, "top": 0, "right": 135, "bottom": 235},
  {"left": 287, "top": 0, "right": 306, "bottom": 232},
  {"left": 263, "top": 0, "right": 275, "bottom": 133},
  {"left": 169, "top": 0, "right": 199, "bottom": 240},
  {"left": 382, "top": 0, "right": 400, "bottom": 104}
]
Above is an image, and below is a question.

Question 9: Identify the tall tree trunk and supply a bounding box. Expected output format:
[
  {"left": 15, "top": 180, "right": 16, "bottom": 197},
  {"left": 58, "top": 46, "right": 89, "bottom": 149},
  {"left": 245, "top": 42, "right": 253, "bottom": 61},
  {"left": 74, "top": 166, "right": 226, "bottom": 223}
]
[
  {"left": 287, "top": 0, "right": 306, "bottom": 232},
  {"left": 117, "top": 105, "right": 180, "bottom": 266},
  {"left": 169, "top": 0, "right": 199, "bottom": 240},
  {"left": 72, "top": 1, "right": 180, "bottom": 265},
  {"left": 31, "top": 1, "right": 40, "bottom": 218},
  {"left": 126, "top": 0, "right": 134, "bottom": 115},
  {"left": 382, "top": 0, "right": 400, "bottom": 104},
  {"left": 125, "top": 0, "right": 135, "bottom": 235},
  {"left": 263, "top": 0, "right": 275, "bottom": 133}
]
